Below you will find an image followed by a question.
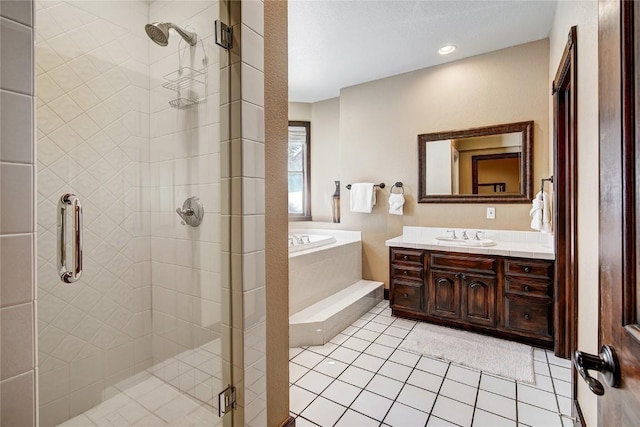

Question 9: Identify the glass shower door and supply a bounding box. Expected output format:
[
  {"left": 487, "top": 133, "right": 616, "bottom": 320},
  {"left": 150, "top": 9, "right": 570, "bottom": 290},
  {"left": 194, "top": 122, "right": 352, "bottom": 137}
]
[{"left": 35, "top": 1, "right": 231, "bottom": 425}]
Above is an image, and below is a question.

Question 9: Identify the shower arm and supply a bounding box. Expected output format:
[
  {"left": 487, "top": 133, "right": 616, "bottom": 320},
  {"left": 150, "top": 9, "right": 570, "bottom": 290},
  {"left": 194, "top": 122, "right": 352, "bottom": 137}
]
[{"left": 169, "top": 23, "right": 197, "bottom": 46}]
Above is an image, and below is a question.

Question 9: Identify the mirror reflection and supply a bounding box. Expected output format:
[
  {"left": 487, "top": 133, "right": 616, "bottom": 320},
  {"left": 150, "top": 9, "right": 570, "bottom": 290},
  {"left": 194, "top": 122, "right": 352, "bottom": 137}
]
[{"left": 418, "top": 121, "right": 533, "bottom": 203}]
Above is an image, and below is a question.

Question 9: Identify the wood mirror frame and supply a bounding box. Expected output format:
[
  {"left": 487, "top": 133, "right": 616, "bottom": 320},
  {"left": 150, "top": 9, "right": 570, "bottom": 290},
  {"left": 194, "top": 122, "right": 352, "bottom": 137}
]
[{"left": 418, "top": 121, "right": 534, "bottom": 203}]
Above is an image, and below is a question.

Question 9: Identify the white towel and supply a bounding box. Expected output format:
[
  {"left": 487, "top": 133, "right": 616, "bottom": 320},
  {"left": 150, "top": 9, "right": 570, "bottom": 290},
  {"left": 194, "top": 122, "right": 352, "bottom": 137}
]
[
  {"left": 389, "top": 193, "right": 405, "bottom": 215},
  {"left": 350, "top": 183, "right": 376, "bottom": 213},
  {"left": 530, "top": 191, "right": 551, "bottom": 233}
]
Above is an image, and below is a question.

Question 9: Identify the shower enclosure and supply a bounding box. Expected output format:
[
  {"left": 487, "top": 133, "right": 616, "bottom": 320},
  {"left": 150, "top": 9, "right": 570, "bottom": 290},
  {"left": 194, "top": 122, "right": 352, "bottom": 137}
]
[{"left": 35, "top": 1, "right": 232, "bottom": 425}]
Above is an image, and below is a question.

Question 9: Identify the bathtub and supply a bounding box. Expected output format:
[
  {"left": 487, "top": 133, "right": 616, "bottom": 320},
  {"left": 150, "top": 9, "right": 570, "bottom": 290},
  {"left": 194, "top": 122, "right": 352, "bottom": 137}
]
[{"left": 288, "top": 233, "right": 337, "bottom": 253}]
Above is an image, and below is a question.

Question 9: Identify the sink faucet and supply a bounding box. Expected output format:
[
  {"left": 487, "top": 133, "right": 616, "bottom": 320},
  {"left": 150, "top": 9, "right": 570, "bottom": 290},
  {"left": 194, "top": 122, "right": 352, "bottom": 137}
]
[
  {"left": 446, "top": 229, "right": 457, "bottom": 239},
  {"left": 462, "top": 231, "right": 469, "bottom": 240},
  {"left": 474, "top": 231, "right": 484, "bottom": 240}
]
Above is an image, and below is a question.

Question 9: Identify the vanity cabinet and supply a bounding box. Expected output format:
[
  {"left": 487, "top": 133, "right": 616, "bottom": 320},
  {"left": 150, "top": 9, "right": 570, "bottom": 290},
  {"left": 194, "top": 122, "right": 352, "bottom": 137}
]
[{"left": 389, "top": 247, "right": 554, "bottom": 348}]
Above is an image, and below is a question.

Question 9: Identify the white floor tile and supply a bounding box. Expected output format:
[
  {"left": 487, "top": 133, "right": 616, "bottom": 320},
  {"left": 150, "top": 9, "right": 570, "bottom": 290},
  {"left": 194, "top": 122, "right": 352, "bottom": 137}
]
[
  {"left": 547, "top": 354, "right": 572, "bottom": 369},
  {"left": 431, "top": 395, "right": 474, "bottom": 427},
  {"left": 289, "top": 347, "right": 304, "bottom": 359},
  {"left": 529, "top": 373, "right": 555, "bottom": 393},
  {"left": 57, "top": 414, "right": 96, "bottom": 427},
  {"left": 417, "top": 357, "right": 450, "bottom": 377},
  {"left": 343, "top": 336, "right": 371, "bottom": 352},
  {"left": 384, "top": 401, "right": 429, "bottom": 427},
  {"left": 290, "top": 362, "right": 310, "bottom": 383},
  {"left": 295, "top": 416, "right": 320, "bottom": 427},
  {"left": 365, "top": 374, "right": 405, "bottom": 400},
  {"left": 427, "top": 415, "right": 458, "bottom": 426},
  {"left": 360, "top": 312, "right": 376, "bottom": 321},
  {"left": 550, "top": 364, "right": 572, "bottom": 382},
  {"left": 364, "top": 343, "right": 395, "bottom": 359},
  {"left": 378, "top": 360, "right": 413, "bottom": 382},
  {"left": 374, "top": 334, "right": 403, "bottom": 348},
  {"left": 291, "top": 350, "right": 325, "bottom": 369},
  {"left": 557, "top": 395, "right": 572, "bottom": 416},
  {"left": 306, "top": 342, "right": 339, "bottom": 356},
  {"left": 134, "top": 412, "right": 169, "bottom": 426},
  {"left": 389, "top": 349, "right": 420, "bottom": 368},
  {"left": 352, "top": 353, "right": 386, "bottom": 373},
  {"left": 446, "top": 365, "right": 481, "bottom": 387},
  {"left": 363, "top": 321, "right": 388, "bottom": 333},
  {"left": 353, "top": 328, "right": 381, "bottom": 342},
  {"left": 335, "top": 409, "right": 380, "bottom": 426},
  {"left": 290, "top": 385, "right": 317, "bottom": 415},
  {"left": 439, "top": 379, "right": 477, "bottom": 406},
  {"left": 296, "top": 370, "right": 334, "bottom": 394},
  {"left": 341, "top": 325, "right": 360, "bottom": 336},
  {"left": 338, "top": 365, "right": 375, "bottom": 388},
  {"left": 352, "top": 319, "right": 369, "bottom": 328},
  {"left": 396, "top": 383, "right": 437, "bottom": 413},
  {"left": 351, "top": 390, "right": 393, "bottom": 421},
  {"left": 313, "top": 357, "right": 348, "bottom": 378},
  {"left": 518, "top": 384, "right": 558, "bottom": 411},
  {"left": 533, "top": 349, "right": 548, "bottom": 361},
  {"left": 476, "top": 389, "right": 516, "bottom": 421},
  {"left": 472, "top": 409, "right": 516, "bottom": 427},
  {"left": 384, "top": 326, "right": 410, "bottom": 339},
  {"left": 330, "top": 346, "right": 361, "bottom": 364},
  {"left": 391, "top": 318, "right": 417, "bottom": 330},
  {"left": 517, "top": 401, "right": 563, "bottom": 427},
  {"left": 534, "top": 360, "right": 551, "bottom": 376},
  {"left": 371, "top": 315, "right": 395, "bottom": 326},
  {"left": 479, "top": 373, "right": 516, "bottom": 399},
  {"left": 407, "top": 368, "right": 445, "bottom": 393},
  {"left": 553, "top": 378, "right": 572, "bottom": 398},
  {"left": 321, "top": 379, "right": 362, "bottom": 407},
  {"left": 300, "top": 396, "right": 347, "bottom": 426},
  {"left": 330, "top": 333, "right": 350, "bottom": 345}
]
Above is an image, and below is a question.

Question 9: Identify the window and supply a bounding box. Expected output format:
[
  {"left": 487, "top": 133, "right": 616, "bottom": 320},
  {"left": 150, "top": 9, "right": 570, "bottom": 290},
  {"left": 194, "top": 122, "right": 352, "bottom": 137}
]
[{"left": 288, "top": 121, "right": 311, "bottom": 220}]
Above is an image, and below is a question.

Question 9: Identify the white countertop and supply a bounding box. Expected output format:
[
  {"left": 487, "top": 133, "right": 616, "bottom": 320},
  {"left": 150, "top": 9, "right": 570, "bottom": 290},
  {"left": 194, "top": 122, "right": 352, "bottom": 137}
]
[{"left": 385, "top": 227, "right": 555, "bottom": 260}]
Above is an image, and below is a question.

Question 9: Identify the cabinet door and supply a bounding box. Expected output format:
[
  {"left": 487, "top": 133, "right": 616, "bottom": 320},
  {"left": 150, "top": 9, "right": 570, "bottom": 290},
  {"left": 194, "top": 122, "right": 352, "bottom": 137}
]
[
  {"left": 428, "top": 270, "right": 460, "bottom": 319},
  {"left": 461, "top": 273, "right": 497, "bottom": 327}
]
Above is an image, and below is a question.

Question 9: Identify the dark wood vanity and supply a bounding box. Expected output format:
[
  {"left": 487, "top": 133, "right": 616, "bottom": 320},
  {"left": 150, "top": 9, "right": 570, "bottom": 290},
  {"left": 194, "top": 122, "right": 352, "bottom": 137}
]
[{"left": 389, "top": 247, "right": 554, "bottom": 349}]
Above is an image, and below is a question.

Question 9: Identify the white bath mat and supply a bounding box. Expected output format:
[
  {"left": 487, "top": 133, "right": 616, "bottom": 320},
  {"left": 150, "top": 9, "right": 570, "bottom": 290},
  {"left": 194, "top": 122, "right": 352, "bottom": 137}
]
[{"left": 399, "top": 322, "right": 535, "bottom": 384}]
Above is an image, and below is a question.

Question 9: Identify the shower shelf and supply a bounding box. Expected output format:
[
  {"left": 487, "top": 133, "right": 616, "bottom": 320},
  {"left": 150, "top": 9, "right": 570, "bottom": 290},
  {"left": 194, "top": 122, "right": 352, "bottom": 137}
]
[{"left": 162, "top": 66, "right": 206, "bottom": 109}]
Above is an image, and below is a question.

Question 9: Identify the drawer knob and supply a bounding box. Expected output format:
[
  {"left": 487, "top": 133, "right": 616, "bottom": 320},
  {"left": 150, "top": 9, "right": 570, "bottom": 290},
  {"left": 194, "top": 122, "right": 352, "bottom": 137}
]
[
  {"left": 523, "top": 313, "right": 531, "bottom": 320},
  {"left": 403, "top": 255, "right": 409, "bottom": 260},
  {"left": 524, "top": 266, "right": 531, "bottom": 273},
  {"left": 403, "top": 270, "right": 408, "bottom": 275},
  {"left": 524, "top": 285, "right": 530, "bottom": 292},
  {"left": 403, "top": 293, "right": 409, "bottom": 299}
]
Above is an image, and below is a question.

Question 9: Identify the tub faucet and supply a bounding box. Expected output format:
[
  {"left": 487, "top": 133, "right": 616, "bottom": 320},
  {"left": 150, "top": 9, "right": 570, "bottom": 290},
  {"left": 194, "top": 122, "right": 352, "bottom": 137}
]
[
  {"left": 462, "top": 230, "right": 469, "bottom": 240},
  {"left": 289, "top": 234, "right": 305, "bottom": 245}
]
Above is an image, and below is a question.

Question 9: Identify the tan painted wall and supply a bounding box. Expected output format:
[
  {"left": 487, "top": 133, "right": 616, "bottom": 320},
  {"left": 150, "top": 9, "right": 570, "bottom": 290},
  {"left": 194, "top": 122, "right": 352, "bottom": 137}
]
[
  {"left": 302, "top": 40, "right": 550, "bottom": 285},
  {"left": 265, "top": 1, "right": 290, "bottom": 425},
  {"left": 549, "top": 2, "right": 599, "bottom": 425}
]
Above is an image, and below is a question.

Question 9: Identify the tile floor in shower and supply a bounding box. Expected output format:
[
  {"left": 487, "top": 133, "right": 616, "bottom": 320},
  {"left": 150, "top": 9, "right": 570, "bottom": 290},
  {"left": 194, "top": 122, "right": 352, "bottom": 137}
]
[{"left": 289, "top": 300, "right": 573, "bottom": 427}]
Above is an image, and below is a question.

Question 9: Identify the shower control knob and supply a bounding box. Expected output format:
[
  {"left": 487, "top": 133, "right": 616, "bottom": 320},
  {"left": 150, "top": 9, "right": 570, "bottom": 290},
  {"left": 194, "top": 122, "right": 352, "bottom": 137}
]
[{"left": 176, "top": 197, "right": 204, "bottom": 227}]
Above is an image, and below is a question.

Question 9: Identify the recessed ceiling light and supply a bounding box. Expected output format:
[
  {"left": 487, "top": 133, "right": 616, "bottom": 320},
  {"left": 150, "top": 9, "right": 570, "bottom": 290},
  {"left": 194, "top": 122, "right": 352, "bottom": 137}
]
[{"left": 438, "top": 45, "right": 456, "bottom": 55}]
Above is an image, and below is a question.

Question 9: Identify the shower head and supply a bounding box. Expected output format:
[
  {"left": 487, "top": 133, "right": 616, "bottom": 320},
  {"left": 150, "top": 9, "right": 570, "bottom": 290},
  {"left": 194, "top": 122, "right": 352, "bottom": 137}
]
[{"left": 145, "top": 22, "right": 197, "bottom": 47}]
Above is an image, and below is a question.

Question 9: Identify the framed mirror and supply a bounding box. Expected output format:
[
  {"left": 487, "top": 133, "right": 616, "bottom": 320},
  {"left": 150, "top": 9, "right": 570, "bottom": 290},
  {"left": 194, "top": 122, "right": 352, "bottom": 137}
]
[{"left": 418, "top": 121, "right": 533, "bottom": 203}]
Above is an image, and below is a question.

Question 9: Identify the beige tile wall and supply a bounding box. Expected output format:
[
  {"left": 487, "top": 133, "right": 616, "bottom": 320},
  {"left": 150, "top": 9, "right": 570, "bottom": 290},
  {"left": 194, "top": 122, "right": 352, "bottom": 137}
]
[{"left": 0, "top": 1, "right": 37, "bottom": 426}]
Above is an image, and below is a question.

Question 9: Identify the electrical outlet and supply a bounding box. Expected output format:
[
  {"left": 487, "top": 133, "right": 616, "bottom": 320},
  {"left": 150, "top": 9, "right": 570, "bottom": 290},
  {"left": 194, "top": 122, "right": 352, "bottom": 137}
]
[{"left": 487, "top": 207, "right": 496, "bottom": 219}]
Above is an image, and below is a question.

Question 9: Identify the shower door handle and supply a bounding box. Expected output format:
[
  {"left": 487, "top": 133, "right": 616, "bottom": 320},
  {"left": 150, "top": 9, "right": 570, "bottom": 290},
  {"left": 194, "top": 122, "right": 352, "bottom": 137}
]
[{"left": 57, "top": 193, "right": 83, "bottom": 283}]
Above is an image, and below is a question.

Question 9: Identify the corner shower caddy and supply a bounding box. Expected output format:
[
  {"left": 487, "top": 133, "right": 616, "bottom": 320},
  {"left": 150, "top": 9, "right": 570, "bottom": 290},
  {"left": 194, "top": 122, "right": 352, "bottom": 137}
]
[{"left": 162, "top": 36, "right": 208, "bottom": 109}]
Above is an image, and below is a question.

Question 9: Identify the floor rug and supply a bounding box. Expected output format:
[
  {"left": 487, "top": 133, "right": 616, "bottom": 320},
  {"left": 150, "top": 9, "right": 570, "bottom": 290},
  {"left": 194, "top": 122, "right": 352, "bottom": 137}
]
[{"left": 399, "top": 322, "right": 535, "bottom": 384}]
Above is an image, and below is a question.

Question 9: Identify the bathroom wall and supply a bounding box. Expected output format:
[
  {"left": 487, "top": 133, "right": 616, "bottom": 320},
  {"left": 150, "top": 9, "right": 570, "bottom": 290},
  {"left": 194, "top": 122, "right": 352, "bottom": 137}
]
[
  {"left": 35, "top": 2, "right": 153, "bottom": 424},
  {"left": 0, "top": 1, "right": 37, "bottom": 425},
  {"left": 146, "top": 3, "right": 224, "bottom": 406},
  {"left": 291, "top": 39, "right": 550, "bottom": 285},
  {"left": 548, "top": 2, "right": 599, "bottom": 425}
]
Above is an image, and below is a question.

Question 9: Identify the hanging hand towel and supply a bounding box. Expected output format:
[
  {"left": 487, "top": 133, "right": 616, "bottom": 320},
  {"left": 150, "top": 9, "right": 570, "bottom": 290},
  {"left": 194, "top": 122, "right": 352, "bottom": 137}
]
[
  {"left": 350, "top": 183, "right": 376, "bottom": 213},
  {"left": 530, "top": 191, "right": 551, "bottom": 233},
  {"left": 388, "top": 193, "right": 405, "bottom": 215}
]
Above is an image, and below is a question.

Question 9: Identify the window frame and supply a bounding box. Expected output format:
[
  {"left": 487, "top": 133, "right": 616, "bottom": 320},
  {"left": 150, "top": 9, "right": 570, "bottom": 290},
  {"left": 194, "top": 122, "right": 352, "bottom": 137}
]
[{"left": 288, "top": 121, "right": 312, "bottom": 221}]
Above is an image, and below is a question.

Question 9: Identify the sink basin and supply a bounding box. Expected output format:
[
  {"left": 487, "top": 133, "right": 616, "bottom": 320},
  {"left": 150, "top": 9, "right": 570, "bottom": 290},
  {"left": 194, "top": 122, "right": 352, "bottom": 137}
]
[{"left": 433, "top": 236, "right": 497, "bottom": 247}]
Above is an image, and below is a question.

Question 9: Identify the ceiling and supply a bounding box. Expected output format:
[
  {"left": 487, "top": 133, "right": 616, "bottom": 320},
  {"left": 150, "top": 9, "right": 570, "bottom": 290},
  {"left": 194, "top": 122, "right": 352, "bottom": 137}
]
[{"left": 288, "top": 0, "right": 558, "bottom": 103}]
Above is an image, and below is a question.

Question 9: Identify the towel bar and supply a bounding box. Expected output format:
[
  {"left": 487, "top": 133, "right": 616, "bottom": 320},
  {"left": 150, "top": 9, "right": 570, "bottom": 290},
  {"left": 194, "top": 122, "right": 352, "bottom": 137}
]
[
  {"left": 541, "top": 176, "right": 554, "bottom": 193},
  {"left": 346, "top": 183, "right": 385, "bottom": 190}
]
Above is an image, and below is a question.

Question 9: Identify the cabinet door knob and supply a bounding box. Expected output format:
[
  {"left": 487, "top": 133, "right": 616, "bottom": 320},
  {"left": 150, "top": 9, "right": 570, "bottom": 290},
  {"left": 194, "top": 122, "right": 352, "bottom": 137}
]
[
  {"left": 403, "top": 255, "right": 408, "bottom": 260},
  {"left": 403, "top": 270, "right": 408, "bottom": 275},
  {"left": 524, "top": 285, "right": 530, "bottom": 292},
  {"left": 403, "top": 293, "right": 409, "bottom": 299},
  {"left": 523, "top": 313, "right": 531, "bottom": 320},
  {"left": 524, "top": 266, "right": 531, "bottom": 273}
]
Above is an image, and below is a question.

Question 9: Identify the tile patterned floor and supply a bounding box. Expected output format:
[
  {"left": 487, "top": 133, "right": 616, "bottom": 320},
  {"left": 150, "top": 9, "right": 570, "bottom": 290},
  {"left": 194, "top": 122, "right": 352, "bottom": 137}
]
[{"left": 290, "top": 301, "right": 574, "bottom": 427}]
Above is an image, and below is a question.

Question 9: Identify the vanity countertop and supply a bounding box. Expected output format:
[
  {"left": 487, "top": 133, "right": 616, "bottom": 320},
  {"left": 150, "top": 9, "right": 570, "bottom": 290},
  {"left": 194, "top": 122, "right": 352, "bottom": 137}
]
[{"left": 385, "top": 227, "right": 555, "bottom": 260}]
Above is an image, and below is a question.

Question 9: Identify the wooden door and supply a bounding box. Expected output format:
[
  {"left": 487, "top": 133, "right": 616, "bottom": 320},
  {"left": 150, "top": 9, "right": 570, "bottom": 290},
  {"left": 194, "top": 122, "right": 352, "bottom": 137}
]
[
  {"left": 428, "top": 270, "right": 460, "bottom": 319},
  {"left": 461, "top": 273, "right": 496, "bottom": 327},
  {"left": 593, "top": 0, "right": 640, "bottom": 424}
]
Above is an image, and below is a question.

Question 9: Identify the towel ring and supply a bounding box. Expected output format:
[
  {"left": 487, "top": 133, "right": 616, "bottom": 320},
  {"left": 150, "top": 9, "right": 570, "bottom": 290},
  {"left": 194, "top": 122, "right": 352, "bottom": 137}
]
[{"left": 391, "top": 182, "right": 404, "bottom": 194}]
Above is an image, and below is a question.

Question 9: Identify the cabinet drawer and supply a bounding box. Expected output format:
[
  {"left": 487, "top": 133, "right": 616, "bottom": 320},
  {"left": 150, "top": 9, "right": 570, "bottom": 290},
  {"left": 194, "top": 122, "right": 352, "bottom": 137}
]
[
  {"left": 391, "top": 280, "right": 424, "bottom": 312},
  {"left": 430, "top": 253, "right": 496, "bottom": 273},
  {"left": 504, "top": 294, "right": 552, "bottom": 338},
  {"left": 391, "top": 264, "right": 424, "bottom": 281},
  {"left": 505, "top": 259, "right": 553, "bottom": 279},
  {"left": 504, "top": 277, "right": 551, "bottom": 299},
  {"left": 391, "top": 248, "right": 424, "bottom": 265}
]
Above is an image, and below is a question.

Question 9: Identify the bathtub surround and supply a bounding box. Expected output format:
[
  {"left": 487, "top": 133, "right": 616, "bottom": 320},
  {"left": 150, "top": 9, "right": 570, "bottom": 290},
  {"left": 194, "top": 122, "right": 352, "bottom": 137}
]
[{"left": 288, "top": 230, "right": 383, "bottom": 347}]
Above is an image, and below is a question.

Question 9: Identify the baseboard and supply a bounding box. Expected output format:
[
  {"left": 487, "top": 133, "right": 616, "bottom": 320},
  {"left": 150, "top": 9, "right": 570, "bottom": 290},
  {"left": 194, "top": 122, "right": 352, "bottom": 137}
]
[
  {"left": 574, "top": 398, "right": 586, "bottom": 427},
  {"left": 384, "top": 288, "right": 389, "bottom": 300},
  {"left": 280, "top": 415, "right": 295, "bottom": 427}
]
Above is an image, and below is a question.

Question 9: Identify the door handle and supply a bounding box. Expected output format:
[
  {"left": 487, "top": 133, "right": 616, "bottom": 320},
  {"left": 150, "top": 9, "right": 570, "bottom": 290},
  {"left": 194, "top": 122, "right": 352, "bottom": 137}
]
[
  {"left": 57, "top": 193, "right": 83, "bottom": 283},
  {"left": 573, "top": 345, "right": 620, "bottom": 395}
]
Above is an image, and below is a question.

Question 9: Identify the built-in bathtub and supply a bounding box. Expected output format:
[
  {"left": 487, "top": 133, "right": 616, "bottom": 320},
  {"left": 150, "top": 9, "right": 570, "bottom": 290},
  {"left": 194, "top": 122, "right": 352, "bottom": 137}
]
[{"left": 288, "top": 229, "right": 383, "bottom": 347}]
